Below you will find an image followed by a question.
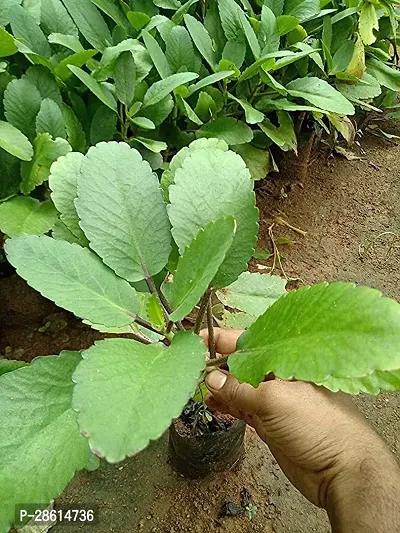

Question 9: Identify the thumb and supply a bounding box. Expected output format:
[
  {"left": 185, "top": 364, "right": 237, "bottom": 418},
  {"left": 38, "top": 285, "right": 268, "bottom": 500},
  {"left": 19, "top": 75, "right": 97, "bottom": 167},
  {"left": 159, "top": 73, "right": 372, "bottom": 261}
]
[{"left": 205, "top": 370, "right": 262, "bottom": 418}]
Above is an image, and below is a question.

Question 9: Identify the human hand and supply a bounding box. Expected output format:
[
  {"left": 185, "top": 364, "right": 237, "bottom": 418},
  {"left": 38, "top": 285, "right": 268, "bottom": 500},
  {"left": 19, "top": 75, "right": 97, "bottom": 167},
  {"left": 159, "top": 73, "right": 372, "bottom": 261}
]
[{"left": 202, "top": 328, "right": 398, "bottom": 513}]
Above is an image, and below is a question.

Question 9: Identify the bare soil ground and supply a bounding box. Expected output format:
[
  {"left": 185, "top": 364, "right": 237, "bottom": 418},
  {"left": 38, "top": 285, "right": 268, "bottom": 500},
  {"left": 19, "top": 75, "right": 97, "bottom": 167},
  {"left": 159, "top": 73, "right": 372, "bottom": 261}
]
[{"left": 1, "top": 134, "right": 399, "bottom": 533}]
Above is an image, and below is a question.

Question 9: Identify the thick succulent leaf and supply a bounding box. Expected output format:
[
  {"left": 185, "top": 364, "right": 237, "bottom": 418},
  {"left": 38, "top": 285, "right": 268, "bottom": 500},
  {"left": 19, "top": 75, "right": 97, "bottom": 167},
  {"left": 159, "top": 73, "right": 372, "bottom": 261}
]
[
  {"left": 184, "top": 13, "right": 218, "bottom": 70},
  {"left": 142, "top": 72, "right": 198, "bottom": 108},
  {"left": 0, "top": 121, "right": 33, "bottom": 161},
  {"left": 23, "top": 65, "right": 63, "bottom": 106},
  {"left": 36, "top": 98, "right": 67, "bottom": 139},
  {"left": 0, "top": 197, "right": 57, "bottom": 237},
  {"left": 231, "top": 144, "right": 270, "bottom": 180},
  {"left": 95, "top": 39, "right": 152, "bottom": 83},
  {"left": 318, "top": 369, "right": 400, "bottom": 395},
  {"left": 40, "top": 0, "right": 78, "bottom": 36},
  {"left": 217, "top": 272, "right": 287, "bottom": 317},
  {"left": 197, "top": 118, "right": 253, "bottom": 145},
  {"left": 20, "top": 133, "right": 71, "bottom": 194},
  {"left": 286, "top": 77, "right": 355, "bottom": 115},
  {"left": 168, "top": 145, "right": 258, "bottom": 289},
  {"left": 164, "top": 217, "right": 236, "bottom": 322},
  {"left": 229, "top": 283, "right": 400, "bottom": 388},
  {"left": 5, "top": 235, "right": 140, "bottom": 327},
  {"left": 76, "top": 142, "right": 171, "bottom": 281},
  {"left": 4, "top": 79, "right": 42, "bottom": 139},
  {"left": 0, "top": 352, "right": 90, "bottom": 533},
  {"left": 61, "top": 0, "right": 112, "bottom": 51},
  {"left": 161, "top": 138, "right": 228, "bottom": 200},
  {"left": 68, "top": 65, "right": 117, "bottom": 112},
  {"left": 72, "top": 332, "right": 207, "bottom": 462},
  {"left": 0, "top": 0, "right": 22, "bottom": 27},
  {"left": 49, "top": 151, "right": 88, "bottom": 244},
  {"left": 0, "top": 359, "right": 26, "bottom": 376},
  {"left": 10, "top": 5, "right": 51, "bottom": 58}
]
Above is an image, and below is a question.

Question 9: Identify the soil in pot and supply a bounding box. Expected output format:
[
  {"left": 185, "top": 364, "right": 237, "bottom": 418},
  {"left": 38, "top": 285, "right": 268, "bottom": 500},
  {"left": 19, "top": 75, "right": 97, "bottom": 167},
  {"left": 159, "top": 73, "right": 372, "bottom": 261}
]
[{"left": 169, "top": 400, "right": 246, "bottom": 479}]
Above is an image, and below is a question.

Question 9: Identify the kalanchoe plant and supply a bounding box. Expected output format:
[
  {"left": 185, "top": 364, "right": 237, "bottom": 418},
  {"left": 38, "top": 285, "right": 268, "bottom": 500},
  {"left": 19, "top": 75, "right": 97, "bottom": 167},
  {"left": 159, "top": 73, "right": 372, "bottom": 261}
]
[
  {"left": 1, "top": 0, "right": 400, "bottom": 241},
  {"left": 1, "top": 138, "right": 400, "bottom": 531}
]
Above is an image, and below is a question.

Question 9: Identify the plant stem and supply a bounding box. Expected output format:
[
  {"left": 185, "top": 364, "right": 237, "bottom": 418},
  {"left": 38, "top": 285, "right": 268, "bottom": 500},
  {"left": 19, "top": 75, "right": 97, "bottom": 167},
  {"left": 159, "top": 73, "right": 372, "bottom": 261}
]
[
  {"left": 194, "top": 289, "right": 211, "bottom": 334},
  {"left": 144, "top": 270, "right": 184, "bottom": 332},
  {"left": 207, "top": 296, "right": 216, "bottom": 359},
  {"left": 206, "top": 355, "right": 229, "bottom": 368},
  {"left": 134, "top": 316, "right": 171, "bottom": 345},
  {"left": 129, "top": 331, "right": 153, "bottom": 345}
]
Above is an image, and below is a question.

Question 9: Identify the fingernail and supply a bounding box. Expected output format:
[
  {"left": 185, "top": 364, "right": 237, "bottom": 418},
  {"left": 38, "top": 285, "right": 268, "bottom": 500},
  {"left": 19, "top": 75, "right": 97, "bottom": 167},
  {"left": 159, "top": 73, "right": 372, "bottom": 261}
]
[{"left": 206, "top": 370, "right": 227, "bottom": 391}]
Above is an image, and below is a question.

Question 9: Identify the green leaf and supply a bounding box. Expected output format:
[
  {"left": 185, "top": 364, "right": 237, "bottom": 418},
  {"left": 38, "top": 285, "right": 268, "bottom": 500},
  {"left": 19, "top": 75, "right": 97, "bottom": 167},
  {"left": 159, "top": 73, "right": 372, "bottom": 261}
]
[
  {"left": 154, "top": 0, "right": 181, "bottom": 9},
  {"left": 6, "top": 235, "right": 140, "bottom": 326},
  {"left": 134, "top": 137, "right": 167, "bottom": 152},
  {"left": 36, "top": 98, "right": 67, "bottom": 139},
  {"left": 359, "top": 2, "right": 378, "bottom": 45},
  {"left": 0, "top": 197, "right": 56, "bottom": 237},
  {"left": 20, "top": 133, "right": 71, "bottom": 194},
  {"left": 286, "top": 77, "right": 355, "bottom": 115},
  {"left": 178, "top": 96, "right": 202, "bottom": 126},
  {"left": 51, "top": 218, "right": 83, "bottom": 244},
  {"left": 62, "top": 104, "right": 86, "bottom": 152},
  {"left": 146, "top": 293, "right": 165, "bottom": 329},
  {"left": 218, "top": 0, "right": 244, "bottom": 42},
  {"left": 187, "top": 71, "right": 234, "bottom": 96},
  {"left": 130, "top": 116, "right": 155, "bottom": 129},
  {"left": 24, "top": 65, "right": 63, "bottom": 106},
  {"left": 0, "top": 27, "right": 18, "bottom": 58},
  {"left": 0, "top": 352, "right": 90, "bottom": 533},
  {"left": 217, "top": 272, "right": 286, "bottom": 317},
  {"left": 345, "top": 34, "right": 365, "bottom": 79},
  {"left": 184, "top": 14, "right": 218, "bottom": 71},
  {"left": 95, "top": 39, "right": 152, "bottom": 83},
  {"left": 89, "top": 104, "right": 117, "bottom": 144},
  {"left": 68, "top": 65, "right": 117, "bottom": 112},
  {"left": 197, "top": 117, "right": 253, "bottom": 145},
  {"left": 40, "top": 0, "right": 78, "bottom": 36},
  {"left": 276, "top": 15, "right": 299, "bottom": 36},
  {"left": 231, "top": 144, "right": 270, "bottom": 180},
  {"left": 55, "top": 49, "right": 98, "bottom": 81},
  {"left": 48, "top": 33, "right": 83, "bottom": 52},
  {"left": 127, "top": 11, "right": 151, "bottom": 31},
  {"left": 229, "top": 283, "right": 400, "bottom": 390},
  {"left": 76, "top": 142, "right": 171, "bottom": 282},
  {"left": 168, "top": 144, "right": 258, "bottom": 289},
  {"left": 115, "top": 51, "right": 136, "bottom": 106},
  {"left": 4, "top": 79, "right": 42, "bottom": 139},
  {"left": 367, "top": 58, "right": 400, "bottom": 92},
  {"left": 139, "top": 93, "right": 174, "bottom": 126},
  {"left": 90, "top": 0, "right": 128, "bottom": 28},
  {"left": 317, "top": 369, "right": 400, "bottom": 395},
  {"left": 61, "top": 0, "right": 112, "bottom": 51},
  {"left": 72, "top": 332, "right": 206, "bottom": 462},
  {"left": 166, "top": 25, "right": 201, "bottom": 74},
  {"left": 0, "top": 359, "right": 26, "bottom": 376},
  {"left": 0, "top": 0, "right": 22, "bottom": 27},
  {"left": 165, "top": 217, "right": 236, "bottom": 322},
  {"left": 142, "top": 30, "right": 171, "bottom": 79},
  {"left": 143, "top": 72, "right": 198, "bottom": 108},
  {"left": 49, "top": 151, "right": 88, "bottom": 244},
  {"left": 10, "top": 5, "right": 51, "bottom": 58},
  {"left": 284, "top": 0, "right": 320, "bottom": 23},
  {"left": 0, "top": 121, "right": 33, "bottom": 161},
  {"left": 228, "top": 94, "right": 264, "bottom": 124},
  {"left": 337, "top": 72, "right": 381, "bottom": 101},
  {"left": 259, "top": 111, "right": 297, "bottom": 152},
  {"left": 238, "top": 10, "right": 260, "bottom": 59},
  {"left": 0, "top": 149, "right": 20, "bottom": 201}
]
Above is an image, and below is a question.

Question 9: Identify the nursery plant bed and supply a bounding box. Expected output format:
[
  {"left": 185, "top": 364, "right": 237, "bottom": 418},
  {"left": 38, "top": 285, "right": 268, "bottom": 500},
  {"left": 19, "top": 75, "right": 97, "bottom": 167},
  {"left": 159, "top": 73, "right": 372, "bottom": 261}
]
[{"left": 1, "top": 134, "right": 399, "bottom": 533}]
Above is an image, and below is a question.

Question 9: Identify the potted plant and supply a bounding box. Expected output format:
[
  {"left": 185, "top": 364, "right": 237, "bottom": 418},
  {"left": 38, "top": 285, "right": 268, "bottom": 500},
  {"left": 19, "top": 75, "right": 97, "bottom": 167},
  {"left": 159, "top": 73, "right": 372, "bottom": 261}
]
[{"left": 1, "top": 138, "right": 400, "bottom": 532}]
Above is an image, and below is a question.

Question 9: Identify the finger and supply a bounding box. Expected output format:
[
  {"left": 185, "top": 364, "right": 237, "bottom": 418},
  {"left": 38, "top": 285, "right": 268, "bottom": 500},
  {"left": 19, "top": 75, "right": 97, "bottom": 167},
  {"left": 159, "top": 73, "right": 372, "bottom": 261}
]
[
  {"left": 200, "top": 328, "right": 243, "bottom": 355},
  {"left": 205, "top": 370, "right": 263, "bottom": 416}
]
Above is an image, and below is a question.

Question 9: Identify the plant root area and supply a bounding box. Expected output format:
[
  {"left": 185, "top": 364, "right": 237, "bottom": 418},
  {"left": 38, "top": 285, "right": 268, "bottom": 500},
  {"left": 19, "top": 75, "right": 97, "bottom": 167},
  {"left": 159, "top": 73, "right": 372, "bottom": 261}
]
[{"left": 1, "top": 133, "right": 400, "bottom": 533}]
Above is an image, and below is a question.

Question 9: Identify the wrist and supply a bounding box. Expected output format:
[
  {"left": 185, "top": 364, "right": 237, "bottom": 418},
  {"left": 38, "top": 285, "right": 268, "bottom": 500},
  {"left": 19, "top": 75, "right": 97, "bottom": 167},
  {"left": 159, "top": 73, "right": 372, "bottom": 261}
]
[{"left": 325, "top": 440, "right": 400, "bottom": 533}]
